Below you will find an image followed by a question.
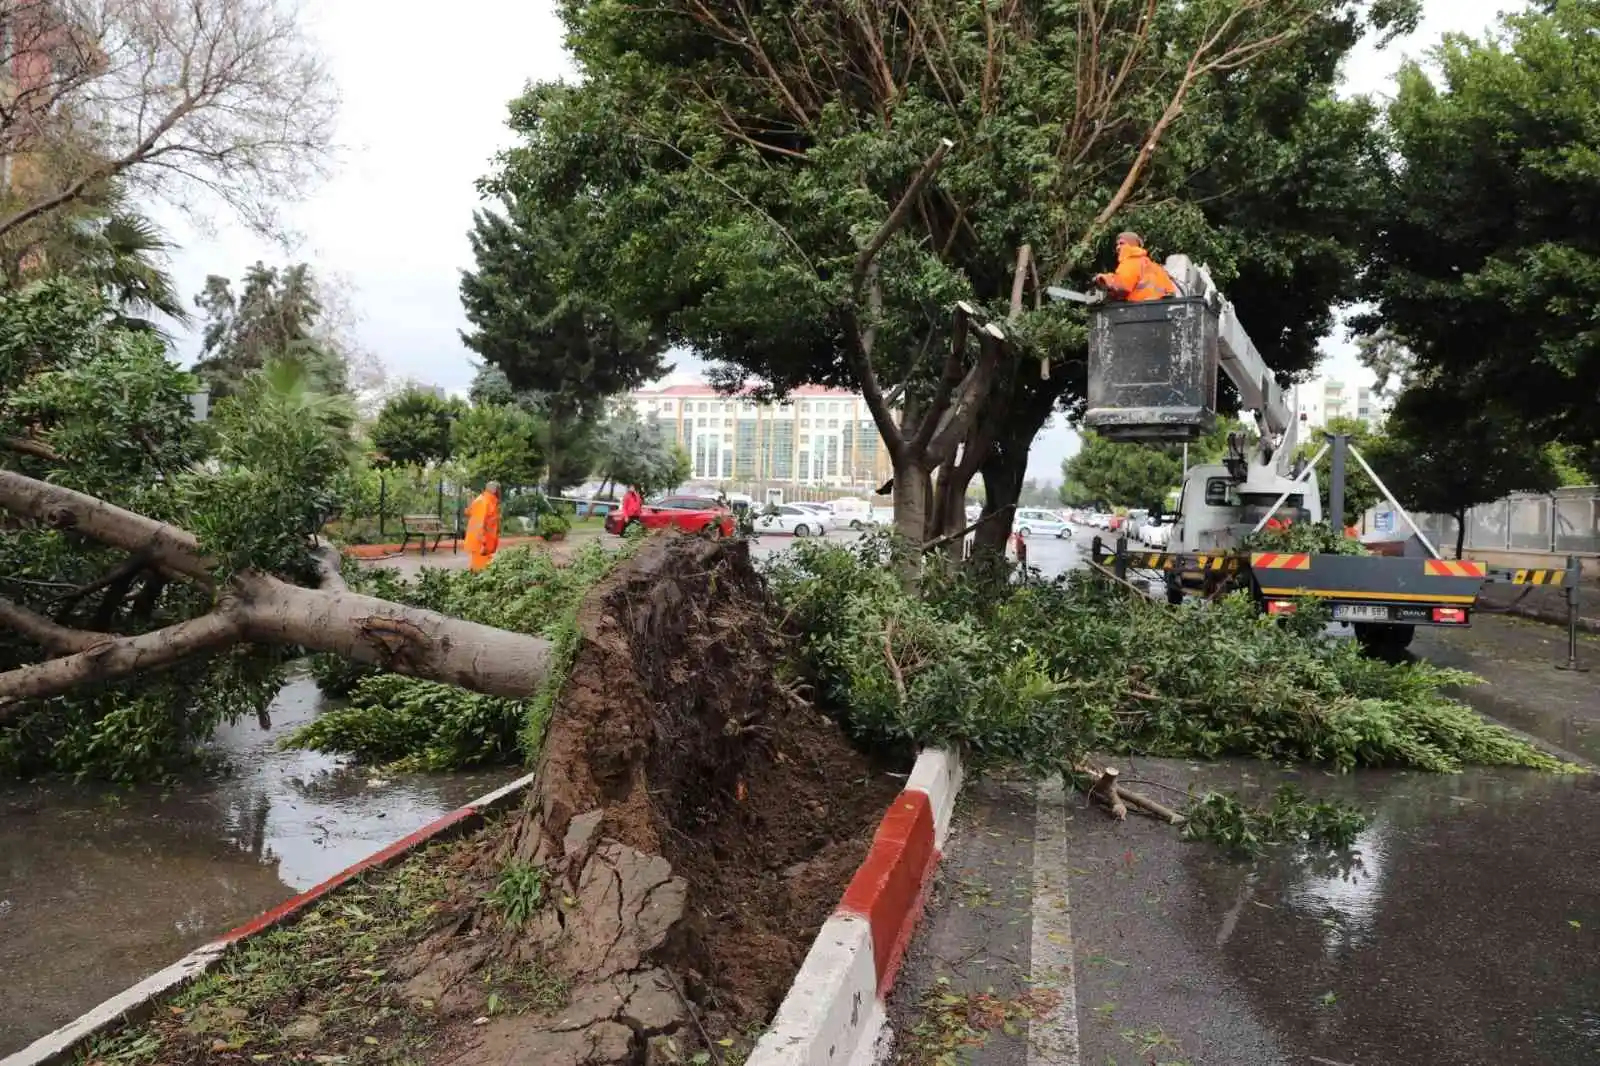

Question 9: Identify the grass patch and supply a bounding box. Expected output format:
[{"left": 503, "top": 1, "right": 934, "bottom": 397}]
[{"left": 76, "top": 834, "right": 481, "bottom": 1065}]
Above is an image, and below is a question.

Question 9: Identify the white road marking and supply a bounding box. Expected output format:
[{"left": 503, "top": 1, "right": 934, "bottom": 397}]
[{"left": 1027, "top": 778, "right": 1082, "bottom": 1066}]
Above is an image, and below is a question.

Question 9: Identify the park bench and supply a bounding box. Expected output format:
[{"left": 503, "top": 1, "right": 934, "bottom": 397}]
[{"left": 399, "top": 513, "right": 458, "bottom": 555}]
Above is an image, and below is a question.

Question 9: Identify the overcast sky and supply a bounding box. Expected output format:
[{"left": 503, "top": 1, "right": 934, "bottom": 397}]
[{"left": 155, "top": 0, "right": 1520, "bottom": 483}]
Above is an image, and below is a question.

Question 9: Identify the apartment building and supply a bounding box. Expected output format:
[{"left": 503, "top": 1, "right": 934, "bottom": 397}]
[
  {"left": 1295, "top": 377, "right": 1383, "bottom": 430},
  {"left": 629, "top": 382, "right": 897, "bottom": 489}
]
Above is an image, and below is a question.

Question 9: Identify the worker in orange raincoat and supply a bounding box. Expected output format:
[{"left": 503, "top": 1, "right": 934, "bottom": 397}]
[
  {"left": 1094, "top": 232, "right": 1180, "bottom": 302},
  {"left": 464, "top": 481, "right": 502, "bottom": 571}
]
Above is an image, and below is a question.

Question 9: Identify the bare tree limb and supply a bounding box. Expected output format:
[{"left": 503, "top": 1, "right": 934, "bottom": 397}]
[
  {"left": 0, "top": 609, "right": 248, "bottom": 712},
  {"left": 0, "top": 595, "right": 103, "bottom": 655},
  {"left": 852, "top": 138, "right": 954, "bottom": 295},
  {"left": 0, "top": 471, "right": 211, "bottom": 582},
  {"left": 1, "top": 436, "right": 59, "bottom": 462}
]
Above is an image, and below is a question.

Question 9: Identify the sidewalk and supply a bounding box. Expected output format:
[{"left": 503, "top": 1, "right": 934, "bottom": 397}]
[{"left": 883, "top": 620, "right": 1600, "bottom": 1065}]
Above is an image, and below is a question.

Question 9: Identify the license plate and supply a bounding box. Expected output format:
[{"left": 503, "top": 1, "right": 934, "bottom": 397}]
[{"left": 1333, "top": 604, "right": 1390, "bottom": 621}]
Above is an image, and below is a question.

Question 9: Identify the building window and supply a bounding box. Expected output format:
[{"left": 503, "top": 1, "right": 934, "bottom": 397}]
[
  {"left": 698, "top": 401, "right": 709, "bottom": 413},
  {"left": 800, "top": 434, "right": 810, "bottom": 445},
  {"left": 828, "top": 419, "right": 839, "bottom": 429},
  {"left": 801, "top": 418, "right": 810, "bottom": 429},
  {"left": 661, "top": 401, "right": 673, "bottom": 413}
]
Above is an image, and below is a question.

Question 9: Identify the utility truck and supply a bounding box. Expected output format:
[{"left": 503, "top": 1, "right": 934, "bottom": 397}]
[{"left": 1054, "top": 256, "right": 1574, "bottom": 653}]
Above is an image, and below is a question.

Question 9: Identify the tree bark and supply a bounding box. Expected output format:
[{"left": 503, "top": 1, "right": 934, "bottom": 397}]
[
  {"left": 1454, "top": 509, "right": 1467, "bottom": 560},
  {"left": 0, "top": 470, "right": 554, "bottom": 712},
  {"left": 891, "top": 463, "right": 934, "bottom": 544}
]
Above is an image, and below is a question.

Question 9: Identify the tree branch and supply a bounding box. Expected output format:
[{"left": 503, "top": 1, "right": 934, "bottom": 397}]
[
  {"left": 0, "top": 609, "right": 248, "bottom": 714},
  {"left": 0, "top": 471, "right": 212, "bottom": 583},
  {"left": 0, "top": 595, "right": 103, "bottom": 655},
  {"left": 1, "top": 436, "right": 59, "bottom": 462},
  {"left": 852, "top": 138, "right": 954, "bottom": 295}
]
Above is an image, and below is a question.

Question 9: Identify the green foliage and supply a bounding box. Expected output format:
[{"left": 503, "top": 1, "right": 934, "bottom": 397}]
[
  {"left": 1367, "top": 383, "right": 1559, "bottom": 556},
  {"left": 1062, "top": 432, "right": 1183, "bottom": 512},
  {"left": 597, "top": 402, "right": 690, "bottom": 495},
  {"left": 452, "top": 403, "right": 547, "bottom": 489},
  {"left": 1062, "top": 420, "right": 1241, "bottom": 512},
  {"left": 459, "top": 189, "right": 667, "bottom": 428},
  {"left": 488, "top": 861, "right": 549, "bottom": 928},
  {"left": 285, "top": 673, "right": 526, "bottom": 771},
  {"left": 535, "top": 510, "right": 572, "bottom": 538},
  {"left": 289, "top": 544, "right": 627, "bottom": 768},
  {"left": 766, "top": 537, "right": 1567, "bottom": 779},
  {"left": 1181, "top": 785, "right": 1368, "bottom": 858},
  {"left": 193, "top": 263, "right": 345, "bottom": 400},
  {"left": 370, "top": 388, "right": 460, "bottom": 468},
  {"left": 1, "top": 281, "right": 361, "bottom": 781},
  {"left": 485, "top": 0, "right": 1403, "bottom": 539},
  {"left": 1240, "top": 523, "right": 1367, "bottom": 557},
  {"left": 1363, "top": 0, "right": 1600, "bottom": 479}
]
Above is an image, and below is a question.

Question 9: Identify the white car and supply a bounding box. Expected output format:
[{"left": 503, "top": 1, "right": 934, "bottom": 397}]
[
  {"left": 1014, "top": 508, "right": 1072, "bottom": 539},
  {"left": 756, "top": 504, "right": 829, "bottom": 537}
]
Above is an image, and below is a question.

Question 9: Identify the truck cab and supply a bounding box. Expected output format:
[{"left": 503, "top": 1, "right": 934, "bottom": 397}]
[{"left": 1170, "top": 462, "right": 1322, "bottom": 554}]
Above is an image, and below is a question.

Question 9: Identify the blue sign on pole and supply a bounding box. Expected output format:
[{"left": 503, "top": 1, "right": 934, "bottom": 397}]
[{"left": 1375, "top": 511, "right": 1394, "bottom": 533}]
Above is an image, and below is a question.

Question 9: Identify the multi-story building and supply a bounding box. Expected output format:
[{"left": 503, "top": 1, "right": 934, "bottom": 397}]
[
  {"left": 628, "top": 382, "right": 897, "bottom": 490},
  {"left": 1295, "top": 377, "right": 1383, "bottom": 430}
]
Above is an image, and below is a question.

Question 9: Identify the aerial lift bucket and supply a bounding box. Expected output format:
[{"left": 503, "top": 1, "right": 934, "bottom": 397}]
[{"left": 1084, "top": 297, "right": 1220, "bottom": 443}]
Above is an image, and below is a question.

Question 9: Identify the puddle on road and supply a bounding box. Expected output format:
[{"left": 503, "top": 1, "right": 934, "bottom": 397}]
[
  {"left": 0, "top": 675, "right": 520, "bottom": 1056},
  {"left": 1175, "top": 766, "right": 1600, "bottom": 1065}
]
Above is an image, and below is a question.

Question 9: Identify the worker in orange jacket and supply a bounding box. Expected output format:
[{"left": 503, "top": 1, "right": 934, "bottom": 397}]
[
  {"left": 464, "top": 481, "right": 502, "bottom": 571},
  {"left": 1094, "top": 232, "right": 1179, "bottom": 302}
]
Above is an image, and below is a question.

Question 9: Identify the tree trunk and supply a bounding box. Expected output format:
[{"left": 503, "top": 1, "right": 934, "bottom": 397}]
[
  {"left": 1454, "top": 509, "right": 1467, "bottom": 560},
  {"left": 973, "top": 448, "right": 1028, "bottom": 559},
  {"left": 0, "top": 471, "right": 553, "bottom": 714},
  {"left": 238, "top": 575, "right": 552, "bottom": 697},
  {"left": 891, "top": 461, "right": 934, "bottom": 543}
]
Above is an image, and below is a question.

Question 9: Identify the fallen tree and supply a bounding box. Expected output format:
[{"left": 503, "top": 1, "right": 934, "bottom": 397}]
[
  {"left": 0, "top": 473, "right": 552, "bottom": 704},
  {"left": 0, "top": 279, "right": 557, "bottom": 779}
]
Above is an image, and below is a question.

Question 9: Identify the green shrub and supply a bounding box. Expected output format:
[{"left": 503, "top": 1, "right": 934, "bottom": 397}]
[
  {"left": 535, "top": 510, "right": 572, "bottom": 538},
  {"left": 765, "top": 537, "right": 1567, "bottom": 777},
  {"left": 290, "top": 544, "right": 628, "bottom": 768}
]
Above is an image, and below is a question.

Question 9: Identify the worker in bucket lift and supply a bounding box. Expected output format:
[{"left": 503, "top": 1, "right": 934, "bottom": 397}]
[{"left": 1093, "top": 232, "right": 1179, "bottom": 302}]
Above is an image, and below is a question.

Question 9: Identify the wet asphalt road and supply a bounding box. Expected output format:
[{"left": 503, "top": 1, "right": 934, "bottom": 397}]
[{"left": 0, "top": 677, "right": 518, "bottom": 1055}]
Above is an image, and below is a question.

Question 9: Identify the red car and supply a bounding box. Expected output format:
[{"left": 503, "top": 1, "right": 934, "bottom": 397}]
[{"left": 604, "top": 495, "right": 736, "bottom": 537}]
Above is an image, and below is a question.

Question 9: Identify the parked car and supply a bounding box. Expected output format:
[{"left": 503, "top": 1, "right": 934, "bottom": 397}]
[
  {"left": 1014, "top": 507, "right": 1072, "bottom": 539},
  {"left": 604, "top": 495, "right": 735, "bottom": 536},
  {"left": 754, "top": 504, "right": 829, "bottom": 537},
  {"left": 1143, "top": 520, "right": 1172, "bottom": 548}
]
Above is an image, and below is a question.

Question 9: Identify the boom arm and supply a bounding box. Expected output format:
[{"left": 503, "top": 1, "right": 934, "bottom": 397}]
[{"left": 1164, "top": 255, "right": 1298, "bottom": 476}]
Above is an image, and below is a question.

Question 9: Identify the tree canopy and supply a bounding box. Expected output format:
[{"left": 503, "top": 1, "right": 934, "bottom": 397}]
[
  {"left": 370, "top": 388, "right": 461, "bottom": 468},
  {"left": 1362, "top": 0, "right": 1600, "bottom": 478},
  {"left": 194, "top": 263, "right": 347, "bottom": 399},
  {"left": 480, "top": 0, "right": 1414, "bottom": 551},
  {"left": 1369, "top": 384, "right": 1558, "bottom": 557},
  {"left": 595, "top": 403, "right": 690, "bottom": 496}
]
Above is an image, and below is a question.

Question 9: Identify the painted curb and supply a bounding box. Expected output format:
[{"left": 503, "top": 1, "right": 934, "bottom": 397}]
[
  {"left": 748, "top": 747, "right": 964, "bottom": 1066},
  {"left": 1, "top": 770, "right": 539, "bottom": 1066}
]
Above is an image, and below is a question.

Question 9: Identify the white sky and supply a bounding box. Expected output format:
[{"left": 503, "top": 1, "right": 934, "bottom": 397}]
[{"left": 154, "top": 0, "right": 1519, "bottom": 482}]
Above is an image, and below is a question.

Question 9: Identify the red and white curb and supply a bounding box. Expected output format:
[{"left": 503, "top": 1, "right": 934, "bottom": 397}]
[
  {"left": 1, "top": 771, "right": 540, "bottom": 1066},
  {"left": 748, "top": 747, "right": 964, "bottom": 1066}
]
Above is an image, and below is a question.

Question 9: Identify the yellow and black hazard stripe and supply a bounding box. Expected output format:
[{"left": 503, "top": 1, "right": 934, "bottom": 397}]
[{"left": 1507, "top": 568, "right": 1567, "bottom": 586}]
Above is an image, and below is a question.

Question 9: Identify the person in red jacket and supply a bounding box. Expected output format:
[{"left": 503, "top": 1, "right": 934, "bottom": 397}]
[{"left": 620, "top": 485, "right": 643, "bottom": 527}]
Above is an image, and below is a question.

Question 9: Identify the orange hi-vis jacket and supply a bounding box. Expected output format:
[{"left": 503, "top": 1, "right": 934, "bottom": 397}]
[
  {"left": 464, "top": 490, "right": 501, "bottom": 571},
  {"left": 1096, "top": 245, "right": 1180, "bottom": 302}
]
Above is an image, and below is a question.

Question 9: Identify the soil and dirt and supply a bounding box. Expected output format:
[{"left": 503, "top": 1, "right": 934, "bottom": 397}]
[{"left": 85, "top": 534, "right": 902, "bottom": 1066}]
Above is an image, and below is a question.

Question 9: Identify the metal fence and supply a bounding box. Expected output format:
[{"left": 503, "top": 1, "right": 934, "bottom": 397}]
[{"left": 1373, "top": 487, "right": 1600, "bottom": 556}]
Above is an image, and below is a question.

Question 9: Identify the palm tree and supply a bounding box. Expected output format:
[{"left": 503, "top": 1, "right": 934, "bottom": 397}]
[{"left": 1, "top": 188, "right": 187, "bottom": 333}]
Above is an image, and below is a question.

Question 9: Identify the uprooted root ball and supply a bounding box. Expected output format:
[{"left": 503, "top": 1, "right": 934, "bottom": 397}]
[{"left": 393, "top": 534, "right": 903, "bottom": 1065}]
